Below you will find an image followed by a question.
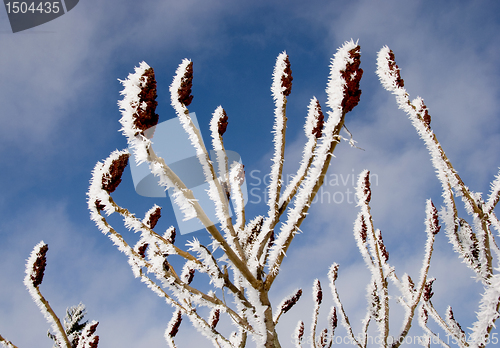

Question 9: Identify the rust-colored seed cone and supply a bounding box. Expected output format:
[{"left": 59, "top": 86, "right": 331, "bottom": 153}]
[
  {"left": 102, "top": 153, "right": 130, "bottom": 193},
  {"left": 281, "top": 55, "right": 293, "bottom": 96},
  {"left": 148, "top": 207, "right": 162, "bottom": 229},
  {"left": 388, "top": 50, "right": 404, "bottom": 88},
  {"left": 312, "top": 100, "right": 325, "bottom": 138},
  {"left": 341, "top": 46, "right": 363, "bottom": 113},
  {"left": 178, "top": 62, "right": 194, "bottom": 106},
  {"left": 134, "top": 68, "right": 159, "bottom": 133},
  {"left": 31, "top": 244, "right": 49, "bottom": 287},
  {"left": 218, "top": 109, "right": 229, "bottom": 136}
]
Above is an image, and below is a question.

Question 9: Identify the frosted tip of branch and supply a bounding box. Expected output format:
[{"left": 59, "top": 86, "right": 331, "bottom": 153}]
[
  {"left": 218, "top": 108, "right": 229, "bottom": 136},
  {"left": 356, "top": 170, "right": 371, "bottom": 204},
  {"left": 282, "top": 55, "right": 293, "bottom": 96},
  {"left": 423, "top": 278, "right": 435, "bottom": 301},
  {"left": 281, "top": 289, "right": 303, "bottom": 314},
  {"left": 167, "top": 310, "right": 183, "bottom": 337},
  {"left": 359, "top": 215, "right": 368, "bottom": 243},
  {"left": 341, "top": 45, "right": 363, "bottom": 113},
  {"left": 377, "top": 230, "right": 389, "bottom": 262},
  {"left": 138, "top": 243, "right": 148, "bottom": 258},
  {"left": 101, "top": 153, "right": 130, "bottom": 194},
  {"left": 185, "top": 268, "right": 195, "bottom": 284},
  {"left": 164, "top": 227, "right": 176, "bottom": 245},
  {"left": 426, "top": 200, "right": 441, "bottom": 235},
  {"left": 134, "top": 67, "right": 159, "bottom": 133},
  {"left": 147, "top": 206, "right": 162, "bottom": 229},
  {"left": 81, "top": 321, "right": 99, "bottom": 348},
  {"left": 377, "top": 46, "right": 405, "bottom": 91},
  {"left": 387, "top": 49, "right": 404, "bottom": 88},
  {"left": 313, "top": 279, "right": 323, "bottom": 305},
  {"left": 28, "top": 242, "right": 48, "bottom": 288},
  {"left": 329, "top": 307, "right": 338, "bottom": 332},
  {"left": 272, "top": 52, "right": 293, "bottom": 99},
  {"left": 178, "top": 61, "right": 194, "bottom": 106},
  {"left": 328, "top": 263, "right": 339, "bottom": 283},
  {"left": 295, "top": 321, "right": 305, "bottom": 342},
  {"left": 311, "top": 99, "right": 325, "bottom": 138},
  {"left": 209, "top": 309, "right": 221, "bottom": 329}
]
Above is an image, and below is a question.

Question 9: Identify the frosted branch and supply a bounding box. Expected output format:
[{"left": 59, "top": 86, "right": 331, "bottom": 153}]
[
  {"left": 273, "top": 288, "right": 302, "bottom": 325},
  {"left": 279, "top": 97, "right": 323, "bottom": 215},
  {"left": 169, "top": 60, "right": 245, "bottom": 262},
  {"left": 0, "top": 334, "right": 18, "bottom": 348},
  {"left": 265, "top": 40, "right": 362, "bottom": 288},
  {"left": 24, "top": 242, "right": 72, "bottom": 348},
  {"left": 310, "top": 279, "right": 322, "bottom": 348},
  {"left": 327, "top": 264, "right": 362, "bottom": 348},
  {"left": 377, "top": 46, "right": 495, "bottom": 280},
  {"left": 294, "top": 321, "right": 305, "bottom": 348}
]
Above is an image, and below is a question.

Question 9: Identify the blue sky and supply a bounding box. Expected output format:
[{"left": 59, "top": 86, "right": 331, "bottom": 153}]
[{"left": 1, "top": 0, "right": 500, "bottom": 346}]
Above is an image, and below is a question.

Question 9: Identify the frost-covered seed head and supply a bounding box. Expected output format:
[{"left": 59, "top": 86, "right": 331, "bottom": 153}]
[
  {"left": 245, "top": 216, "right": 263, "bottom": 247},
  {"left": 360, "top": 216, "right": 368, "bottom": 243},
  {"left": 167, "top": 227, "right": 176, "bottom": 245},
  {"left": 341, "top": 46, "right": 363, "bottom": 113},
  {"left": 423, "top": 278, "right": 435, "bottom": 301},
  {"left": 101, "top": 153, "right": 130, "bottom": 193},
  {"left": 281, "top": 289, "right": 303, "bottom": 313},
  {"left": 169, "top": 311, "right": 182, "bottom": 337},
  {"left": 297, "top": 321, "right": 305, "bottom": 341},
  {"left": 370, "top": 285, "right": 381, "bottom": 319},
  {"left": 218, "top": 108, "right": 229, "bottom": 136},
  {"left": 314, "top": 279, "right": 323, "bottom": 305},
  {"left": 281, "top": 55, "right": 293, "bottom": 96},
  {"left": 407, "top": 274, "right": 415, "bottom": 292},
  {"left": 147, "top": 206, "right": 162, "bottom": 229},
  {"left": 88, "top": 336, "right": 99, "bottom": 348},
  {"left": 377, "top": 231, "right": 389, "bottom": 262},
  {"left": 134, "top": 67, "right": 159, "bottom": 134},
  {"left": 387, "top": 50, "right": 404, "bottom": 88},
  {"left": 210, "top": 309, "right": 220, "bottom": 329},
  {"left": 421, "top": 307, "right": 429, "bottom": 324},
  {"left": 320, "top": 329, "right": 328, "bottom": 347},
  {"left": 94, "top": 199, "right": 105, "bottom": 212},
  {"left": 30, "top": 243, "right": 48, "bottom": 287},
  {"left": 363, "top": 171, "right": 371, "bottom": 203},
  {"left": 422, "top": 105, "right": 431, "bottom": 127},
  {"left": 447, "top": 306, "right": 465, "bottom": 334},
  {"left": 87, "top": 322, "right": 99, "bottom": 336},
  {"left": 268, "top": 230, "right": 275, "bottom": 249},
  {"left": 178, "top": 61, "right": 194, "bottom": 106},
  {"left": 138, "top": 243, "right": 148, "bottom": 258},
  {"left": 186, "top": 268, "right": 195, "bottom": 284},
  {"left": 330, "top": 264, "right": 339, "bottom": 283},
  {"left": 330, "top": 307, "right": 338, "bottom": 332},
  {"left": 312, "top": 99, "right": 325, "bottom": 138},
  {"left": 428, "top": 201, "right": 441, "bottom": 235}
]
